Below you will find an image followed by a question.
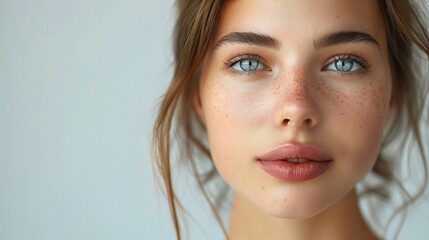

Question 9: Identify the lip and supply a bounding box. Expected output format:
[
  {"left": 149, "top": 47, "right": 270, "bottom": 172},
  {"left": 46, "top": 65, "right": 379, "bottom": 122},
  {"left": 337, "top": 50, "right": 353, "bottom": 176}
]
[{"left": 257, "top": 143, "right": 332, "bottom": 181}]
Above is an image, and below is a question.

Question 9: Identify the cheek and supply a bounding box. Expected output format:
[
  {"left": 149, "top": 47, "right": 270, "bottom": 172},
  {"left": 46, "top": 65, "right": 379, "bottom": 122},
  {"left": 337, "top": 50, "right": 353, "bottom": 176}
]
[
  {"left": 200, "top": 81, "right": 239, "bottom": 176},
  {"left": 331, "top": 85, "right": 387, "bottom": 133},
  {"left": 321, "top": 77, "right": 390, "bottom": 174},
  {"left": 200, "top": 77, "right": 267, "bottom": 181},
  {"left": 201, "top": 81, "right": 244, "bottom": 134}
]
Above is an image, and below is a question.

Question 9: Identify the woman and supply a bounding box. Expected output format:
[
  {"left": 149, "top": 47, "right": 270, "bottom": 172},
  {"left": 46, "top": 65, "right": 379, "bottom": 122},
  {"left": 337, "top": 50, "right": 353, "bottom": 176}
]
[{"left": 153, "top": 0, "right": 429, "bottom": 239}]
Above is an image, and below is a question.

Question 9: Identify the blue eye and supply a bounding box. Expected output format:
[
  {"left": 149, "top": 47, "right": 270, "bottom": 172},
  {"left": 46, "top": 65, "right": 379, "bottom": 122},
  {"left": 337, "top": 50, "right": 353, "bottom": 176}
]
[
  {"left": 231, "top": 58, "right": 264, "bottom": 72},
  {"left": 334, "top": 59, "right": 355, "bottom": 72},
  {"left": 324, "top": 56, "right": 368, "bottom": 73}
]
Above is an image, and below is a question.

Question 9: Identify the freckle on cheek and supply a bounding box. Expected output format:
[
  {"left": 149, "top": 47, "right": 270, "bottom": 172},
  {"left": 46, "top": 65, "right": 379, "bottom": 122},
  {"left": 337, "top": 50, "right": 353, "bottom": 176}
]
[{"left": 206, "top": 82, "right": 231, "bottom": 127}]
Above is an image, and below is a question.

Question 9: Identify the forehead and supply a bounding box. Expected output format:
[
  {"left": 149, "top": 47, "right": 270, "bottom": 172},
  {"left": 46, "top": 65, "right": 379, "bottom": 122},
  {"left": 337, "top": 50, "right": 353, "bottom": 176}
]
[{"left": 215, "top": 0, "right": 386, "bottom": 46}]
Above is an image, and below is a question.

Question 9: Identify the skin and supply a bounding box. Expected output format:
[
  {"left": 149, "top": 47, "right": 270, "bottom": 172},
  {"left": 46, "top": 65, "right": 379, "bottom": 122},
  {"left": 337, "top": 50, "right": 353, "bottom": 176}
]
[{"left": 194, "top": 0, "right": 393, "bottom": 239}]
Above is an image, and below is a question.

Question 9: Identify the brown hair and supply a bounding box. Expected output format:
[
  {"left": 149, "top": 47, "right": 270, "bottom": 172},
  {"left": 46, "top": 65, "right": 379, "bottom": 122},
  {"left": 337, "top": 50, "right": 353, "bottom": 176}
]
[{"left": 152, "top": 0, "right": 429, "bottom": 239}]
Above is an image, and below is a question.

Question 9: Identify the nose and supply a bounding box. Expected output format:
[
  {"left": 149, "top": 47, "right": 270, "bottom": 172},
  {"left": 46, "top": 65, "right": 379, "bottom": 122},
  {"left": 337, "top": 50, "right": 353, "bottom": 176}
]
[{"left": 273, "top": 73, "right": 320, "bottom": 130}]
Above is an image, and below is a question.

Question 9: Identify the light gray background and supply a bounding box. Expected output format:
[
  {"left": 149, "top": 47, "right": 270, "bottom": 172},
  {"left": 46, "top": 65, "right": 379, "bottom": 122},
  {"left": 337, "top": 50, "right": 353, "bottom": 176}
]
[{"left": 0, "top": 0, "right": 428, "bottom": 239}]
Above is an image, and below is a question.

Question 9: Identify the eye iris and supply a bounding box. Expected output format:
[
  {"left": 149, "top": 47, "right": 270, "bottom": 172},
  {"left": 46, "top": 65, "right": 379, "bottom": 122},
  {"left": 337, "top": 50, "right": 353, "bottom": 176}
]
[
  {"left": 334, "top": 59, "right": 353, "bottom": 72},
  {"left": 240, "top": 59, "right": 259, "bottom": 71}
]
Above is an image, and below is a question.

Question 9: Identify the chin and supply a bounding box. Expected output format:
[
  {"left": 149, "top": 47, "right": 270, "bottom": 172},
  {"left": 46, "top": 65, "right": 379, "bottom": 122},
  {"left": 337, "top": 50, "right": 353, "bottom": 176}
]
[
  {"left": 260, "top": 201, "right": 328, "bottom": 220},
  {"left": 251, "top": 187, "right": 343, "bottom": 220}
]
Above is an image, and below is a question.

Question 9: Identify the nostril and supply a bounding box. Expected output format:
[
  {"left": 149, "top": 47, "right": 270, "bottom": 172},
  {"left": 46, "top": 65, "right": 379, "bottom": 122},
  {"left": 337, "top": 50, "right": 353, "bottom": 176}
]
[
  {"left": 282, "top": 119, "right": 290, "bottom": 126},
  {"left": 281, "top": 118, "right": 314, "bottom": 127},
  {"left": 304, "top": 118, "right": 312, "bottom": 126}
]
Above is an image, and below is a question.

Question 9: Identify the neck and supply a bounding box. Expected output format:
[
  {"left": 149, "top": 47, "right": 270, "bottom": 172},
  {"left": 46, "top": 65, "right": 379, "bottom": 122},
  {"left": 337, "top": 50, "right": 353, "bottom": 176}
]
[{"left": 227, "top": 189, "right": 378, "bottom": 240}]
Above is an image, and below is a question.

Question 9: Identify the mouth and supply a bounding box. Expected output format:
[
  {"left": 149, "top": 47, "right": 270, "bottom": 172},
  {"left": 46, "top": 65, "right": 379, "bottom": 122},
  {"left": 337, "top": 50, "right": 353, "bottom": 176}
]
[
  {"left": 257, "top": 143, "right": 332, "bottom": 181},
  {"left": 285, "top": 158, "right": 309, "bottom": 163}
]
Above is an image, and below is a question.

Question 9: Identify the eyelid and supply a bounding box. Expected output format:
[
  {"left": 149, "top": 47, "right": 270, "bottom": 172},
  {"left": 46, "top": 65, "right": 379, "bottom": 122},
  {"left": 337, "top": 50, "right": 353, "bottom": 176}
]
[
  {"left": 323, "top": 54, "right": 371, "bottom": 71},
  {"left": 224, "top": 53, "right": 271, "bottom": 71}
]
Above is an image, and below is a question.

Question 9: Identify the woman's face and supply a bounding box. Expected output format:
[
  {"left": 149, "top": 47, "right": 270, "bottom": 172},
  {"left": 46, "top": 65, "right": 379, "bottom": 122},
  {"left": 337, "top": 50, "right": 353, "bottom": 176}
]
[{"left": 195, "top": 0, "right": 393, "bottom": 219}]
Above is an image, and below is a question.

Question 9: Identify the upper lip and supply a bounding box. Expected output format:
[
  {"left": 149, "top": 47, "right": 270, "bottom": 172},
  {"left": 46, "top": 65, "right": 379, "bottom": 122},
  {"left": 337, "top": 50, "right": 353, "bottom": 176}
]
[{"left": 257, "top": 143, "right": 332, "bottom": 162}]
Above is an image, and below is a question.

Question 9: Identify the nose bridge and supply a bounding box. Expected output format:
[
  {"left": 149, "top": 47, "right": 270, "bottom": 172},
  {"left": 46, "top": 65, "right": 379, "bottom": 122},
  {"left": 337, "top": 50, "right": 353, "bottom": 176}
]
[
  {"left": 276, "top": 70, "right": 311, "bottom": 103},
  {"left": 274, "top": 68, "right": 315, "bottom": 107},
  {"left": 273, "top": 69, "right": 320, "bottom": 129}
]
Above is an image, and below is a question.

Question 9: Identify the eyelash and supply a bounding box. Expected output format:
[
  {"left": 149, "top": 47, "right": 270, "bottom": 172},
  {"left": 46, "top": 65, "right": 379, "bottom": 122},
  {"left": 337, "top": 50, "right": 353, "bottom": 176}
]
[
  {"left": 223, "top": 53, "right": 270, "bottom": 74},
  {"left": 323, "top": 54, "right": 371, "bottom": 71},
  {"left": 224, "top": 52, "right": 371, "bottom": 75}
]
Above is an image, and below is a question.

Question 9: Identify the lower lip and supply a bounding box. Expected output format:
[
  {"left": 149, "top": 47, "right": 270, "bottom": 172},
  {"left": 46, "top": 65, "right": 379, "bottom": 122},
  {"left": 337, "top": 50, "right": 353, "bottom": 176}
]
[{"left": 257, "top": 160, "right": 332, "bottom": 181}]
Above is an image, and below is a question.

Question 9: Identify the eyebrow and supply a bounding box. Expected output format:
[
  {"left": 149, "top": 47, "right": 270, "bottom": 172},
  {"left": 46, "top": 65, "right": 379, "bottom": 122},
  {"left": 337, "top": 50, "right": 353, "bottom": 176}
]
[
  {"left": 313, "top": 31, "right": 380, "bottom": 50},
  {"left": 213, "top": 32, "right": 281, "bottom": 50},
  {"left": 213, "top": 30, "right": 380, "bottom": 51}
]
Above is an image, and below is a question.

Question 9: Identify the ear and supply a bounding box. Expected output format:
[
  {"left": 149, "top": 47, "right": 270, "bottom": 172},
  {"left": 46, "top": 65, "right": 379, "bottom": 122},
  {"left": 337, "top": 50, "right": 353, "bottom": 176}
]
[{"left": 193, "top": 90, "right": 206, "bottom": 126}]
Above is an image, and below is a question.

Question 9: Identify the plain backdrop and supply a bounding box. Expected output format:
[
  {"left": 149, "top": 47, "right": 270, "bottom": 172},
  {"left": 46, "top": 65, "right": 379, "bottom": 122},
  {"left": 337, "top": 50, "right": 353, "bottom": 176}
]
[{"left": 0, "top": 0, "right": 428, "bottom": 239}]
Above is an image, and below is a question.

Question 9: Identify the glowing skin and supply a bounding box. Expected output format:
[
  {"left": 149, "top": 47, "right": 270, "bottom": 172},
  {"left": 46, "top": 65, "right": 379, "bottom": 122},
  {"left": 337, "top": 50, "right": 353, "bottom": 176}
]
[{"left": 194, "top": 0, "right": 392, "bottom": 239}]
